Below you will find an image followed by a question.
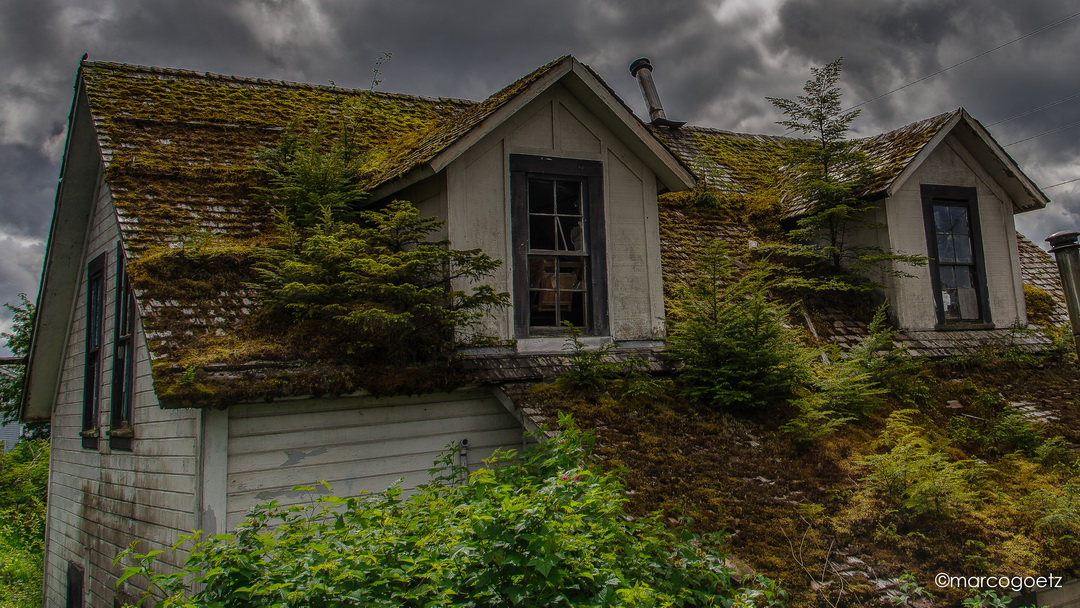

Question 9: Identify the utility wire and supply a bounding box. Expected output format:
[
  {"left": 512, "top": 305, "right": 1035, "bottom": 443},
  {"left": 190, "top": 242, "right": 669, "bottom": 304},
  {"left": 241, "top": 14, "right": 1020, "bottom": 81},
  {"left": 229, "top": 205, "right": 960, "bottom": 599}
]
[
  {"left": 1042, "top": 176, "right": 1080, "bottom": 190},
  {"left": 1004, "top": 118, "right": 1080, "bottom": 146},
  {"left": 986, "top": 91, "right": 1080, "bottom": 126},
  {"left": 847, "top": 9, "right": 1080, "bottom": 111}
]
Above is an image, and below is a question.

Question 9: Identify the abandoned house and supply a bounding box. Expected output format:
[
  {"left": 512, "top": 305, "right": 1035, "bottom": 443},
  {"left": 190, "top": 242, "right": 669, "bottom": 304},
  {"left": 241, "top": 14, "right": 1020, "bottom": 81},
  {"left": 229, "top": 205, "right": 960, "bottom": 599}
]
[{"left": 20, "top": 54, "right": 1066, "bottom": 605}]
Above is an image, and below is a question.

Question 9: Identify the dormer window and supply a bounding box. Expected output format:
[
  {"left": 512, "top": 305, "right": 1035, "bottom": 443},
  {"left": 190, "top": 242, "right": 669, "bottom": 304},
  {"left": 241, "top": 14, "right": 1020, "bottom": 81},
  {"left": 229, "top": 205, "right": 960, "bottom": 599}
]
[{"left": 511, "top": 155, "right": 608, "bottom": 337}]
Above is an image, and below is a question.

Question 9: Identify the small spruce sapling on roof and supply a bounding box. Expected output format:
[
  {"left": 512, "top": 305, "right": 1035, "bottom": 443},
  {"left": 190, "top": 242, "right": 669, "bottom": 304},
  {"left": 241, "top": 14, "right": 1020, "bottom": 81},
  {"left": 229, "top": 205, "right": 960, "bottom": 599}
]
[
  {"left": 768, "top": 58, "right": 924, "bottom": 290},
  {"left": 253, "top": 125, "right": 507, "bottom": 367},
  {"left": 667, "top": 240, "right": 811, "bottom": 410}
]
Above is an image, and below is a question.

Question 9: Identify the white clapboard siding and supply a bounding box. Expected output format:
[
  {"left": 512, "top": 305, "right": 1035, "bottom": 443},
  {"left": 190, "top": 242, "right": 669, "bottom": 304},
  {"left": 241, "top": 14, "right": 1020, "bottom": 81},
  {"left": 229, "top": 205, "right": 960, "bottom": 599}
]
[
  {"left": 43, "top": 178, "right": 201, "bottom": 607},
  {"left": 225, "top": 388, "right": 526, "bottom": 529}
]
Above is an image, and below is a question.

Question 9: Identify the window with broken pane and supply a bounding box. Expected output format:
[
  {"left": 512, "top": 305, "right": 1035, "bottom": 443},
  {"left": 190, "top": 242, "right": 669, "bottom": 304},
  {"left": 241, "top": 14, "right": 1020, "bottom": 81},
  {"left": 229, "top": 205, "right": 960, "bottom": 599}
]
[
  {"left": 510, "top": 154, "right": 607, "bottom": 337},
  {"left": 527, "top": 177, "right": 588, "bottom": 328},
  {"left": 933, "top": 203, "right": 980, "bottom": 320},
  {"left": 922, "top": 185, "right": 987, "bottom": 325}
]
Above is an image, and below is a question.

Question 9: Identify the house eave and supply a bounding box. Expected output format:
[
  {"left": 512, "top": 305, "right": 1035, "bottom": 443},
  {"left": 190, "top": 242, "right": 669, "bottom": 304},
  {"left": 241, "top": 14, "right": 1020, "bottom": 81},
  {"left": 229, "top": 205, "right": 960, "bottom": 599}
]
[{"left": 21, "top": 72, "right": 102, "bottom": 423}]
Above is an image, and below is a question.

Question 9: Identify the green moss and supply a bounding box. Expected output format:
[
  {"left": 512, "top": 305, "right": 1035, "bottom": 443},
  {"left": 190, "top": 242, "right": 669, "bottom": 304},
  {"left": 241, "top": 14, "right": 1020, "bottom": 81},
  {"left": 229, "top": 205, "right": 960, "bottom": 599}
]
[
  {"left": 520, "top": 355, "right": 1080, "bottom": 606},
  {"left": 1024, "top": 283, "right": 1059, "bottom": 329},
  {"left": 81, "top": 61, "right": 537, "bottom": 405}
]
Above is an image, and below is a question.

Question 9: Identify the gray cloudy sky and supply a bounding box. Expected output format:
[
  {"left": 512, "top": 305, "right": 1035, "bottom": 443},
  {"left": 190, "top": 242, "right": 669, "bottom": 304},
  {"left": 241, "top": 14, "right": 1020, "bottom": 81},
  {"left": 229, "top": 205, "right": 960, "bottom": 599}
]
[{"left": 2, "top": 0, "right": 1080, "bottom": 342}]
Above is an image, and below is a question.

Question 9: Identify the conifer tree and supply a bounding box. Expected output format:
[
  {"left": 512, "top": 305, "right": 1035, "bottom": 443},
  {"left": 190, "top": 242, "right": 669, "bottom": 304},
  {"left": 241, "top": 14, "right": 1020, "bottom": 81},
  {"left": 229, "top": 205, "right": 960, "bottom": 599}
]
[{"left": 769, "top": 58, "right": 922, "bottom": 284}]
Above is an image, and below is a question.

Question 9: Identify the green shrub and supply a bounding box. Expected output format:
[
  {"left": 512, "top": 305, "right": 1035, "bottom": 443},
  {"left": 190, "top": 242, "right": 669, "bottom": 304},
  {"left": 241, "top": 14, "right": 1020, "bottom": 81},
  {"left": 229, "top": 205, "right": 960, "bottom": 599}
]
[
  {"left": 554, "top": 325, "right": 663, "bottom": 399},
  {"left": 0, "top": 439, "right": 49, "bottom": 608},
  {"left": 668, "top": 242, "right": 810, "bottom": 410},
  {"left": 1034, "top": 435, "right": 1076, "bottom": 468},
  {"left": 118, "top": 419, "right": 787, "bottom": 607},
  {"left": 256, "top": 200, "right": 507, "bottom": 364},
  {"left": 1030, "top": 481, "right": 1080, "bottom": 536},
  {"left": 783, "top": 306, "right": 911, "bottom": 441},
  {"left": 948, "top": 410, "right": 1045, "bottom": 458}
]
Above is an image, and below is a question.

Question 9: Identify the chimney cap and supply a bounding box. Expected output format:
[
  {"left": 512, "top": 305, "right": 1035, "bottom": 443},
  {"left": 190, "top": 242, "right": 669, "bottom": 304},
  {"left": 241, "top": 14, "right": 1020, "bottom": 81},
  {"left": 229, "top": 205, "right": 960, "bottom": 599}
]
[
  {"left": 1047, "top": 230, "right": 1080, "bottom": 252},
  {"left": 629, "top": 57, "right": 653, "bottom": 77}
]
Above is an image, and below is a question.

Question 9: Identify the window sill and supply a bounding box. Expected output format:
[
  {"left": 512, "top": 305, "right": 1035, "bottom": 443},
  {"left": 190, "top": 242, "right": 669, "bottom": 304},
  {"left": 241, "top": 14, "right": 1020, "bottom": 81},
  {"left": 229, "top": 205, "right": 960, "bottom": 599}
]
[
  {"left": 934, "top": 321, "right": 996, "bottom": 331},
  {"left": 516, "top": 335, "right": 611, "bottom": 355},
  {"left": 108, "top": 424, "right": 134, "bottom": 452},
  {"left": 108, "top": 424, "right": 134, "bottom": 438},
  {"left": 80, "top": 427, "right": 99, "bottom": 450}
]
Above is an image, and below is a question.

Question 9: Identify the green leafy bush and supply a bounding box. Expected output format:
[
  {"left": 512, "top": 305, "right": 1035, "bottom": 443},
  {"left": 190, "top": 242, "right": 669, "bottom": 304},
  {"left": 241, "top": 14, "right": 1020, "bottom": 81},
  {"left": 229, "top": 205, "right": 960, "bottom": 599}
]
[
  {"left": 668, "top": 242, "right": 810, "bottom": 410},
  {"left": 0, "top": 438, "right": 49, "bottom": 607},
  {"left": 1, "top": 295, "right": 46, "bottom": 439},
  {"left": 118, "top": 419, "right": 786, "bottom": 607}
]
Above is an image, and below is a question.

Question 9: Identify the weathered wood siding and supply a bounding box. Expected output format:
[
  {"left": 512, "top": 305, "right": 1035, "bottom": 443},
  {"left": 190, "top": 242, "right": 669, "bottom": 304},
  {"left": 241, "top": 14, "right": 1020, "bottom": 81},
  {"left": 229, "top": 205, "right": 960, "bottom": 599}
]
[
  {"left": 884, "top": 133, "right": 1026, "bottom": 330},
  {"left": 224, "top": 388, "right": 525, "bottom": 529},
  {"left": 43, "top": 176, "right": 201, "bottom": 607},
  {"left": 445, "top": 82, "right": 666, "bottom": 343}
]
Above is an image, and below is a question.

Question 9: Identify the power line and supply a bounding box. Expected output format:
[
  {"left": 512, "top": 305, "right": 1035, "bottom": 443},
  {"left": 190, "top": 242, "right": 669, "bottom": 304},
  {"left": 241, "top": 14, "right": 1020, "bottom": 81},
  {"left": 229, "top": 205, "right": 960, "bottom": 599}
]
[
  {"left": 1043, "top": 176, "right": 1080, "bottom": 190},
  {"left": 848, "top": 9, "right": 1080, "bottom": 111},
  {"left": 986, "top": 91, "right": 1080, "bottom": 127},
  {"left": 1004, "top": 118, "right": 1080, "bottom": 146}
]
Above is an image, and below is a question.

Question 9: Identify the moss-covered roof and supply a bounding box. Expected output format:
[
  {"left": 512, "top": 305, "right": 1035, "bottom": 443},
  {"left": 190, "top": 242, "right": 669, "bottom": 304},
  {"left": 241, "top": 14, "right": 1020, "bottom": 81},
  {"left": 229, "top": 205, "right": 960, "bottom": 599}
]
[
  {"left": 81, "top": 59, "right": 585, "bottom": 404},
  {"left": 78, "top": 58, "right": 1059, "bottom": 406},
  {"left": 82, "top": 61, "right": 476, "bottom": 252},
  {"left": 653, "top": 110, "right": 958, "bottom": 220}
]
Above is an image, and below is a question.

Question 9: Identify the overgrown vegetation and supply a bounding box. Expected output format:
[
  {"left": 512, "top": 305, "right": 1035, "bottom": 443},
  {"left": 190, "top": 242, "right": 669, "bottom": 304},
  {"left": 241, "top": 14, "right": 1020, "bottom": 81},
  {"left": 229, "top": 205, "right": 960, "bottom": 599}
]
[
  {"left": 0, "top": 295, "right": 45, "bottom": 438},
  {"left": 118, "top": 420, "right": 786, "bottom": 607},
  {"left": 252, "top": 124, "right": 507, "bottom": 365},
  {"left": 764, "top": 58, "right": 924, "bottom": 292},
  {"left": 667, "top": 242, "right": 810, "bottom": 410},
  {"left": 0, "top": 438, "right": 49, "bottom": 608},
  {"left": 522, "top": 344, "right": 1080, "bottom": 607},
  {"left": 127, "top": 120, "right": 508, "bottom": 403}
]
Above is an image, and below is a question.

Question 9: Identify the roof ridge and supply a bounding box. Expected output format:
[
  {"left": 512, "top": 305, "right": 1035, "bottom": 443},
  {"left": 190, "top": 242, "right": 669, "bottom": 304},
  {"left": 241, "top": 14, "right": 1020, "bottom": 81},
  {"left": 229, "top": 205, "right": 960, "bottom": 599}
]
[
  {"left": 81, "top": 59, "right": 478, "bottom": 107},
  {"left": 861, "top": 109, "right": 959, "bottom": 142},
  {"left": 680, "top": 124, "right": 794, "bottom": 141}
]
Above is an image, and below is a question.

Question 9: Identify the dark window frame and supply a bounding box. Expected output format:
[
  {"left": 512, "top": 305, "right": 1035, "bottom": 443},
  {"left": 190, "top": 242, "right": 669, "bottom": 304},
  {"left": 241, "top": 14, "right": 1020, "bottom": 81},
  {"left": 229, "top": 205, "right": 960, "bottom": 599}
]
[
  {"left": 82, "top": 253, "right": 106, "bottom": 450},
  {"left": 921, "top": 184, "right": 992, "bottom": 328},
  {"left": 110, "top": 242, "right": 135, "bottom": 451},
  {"left": 510, "top": 154, "right": 608, "bottom": 337}
]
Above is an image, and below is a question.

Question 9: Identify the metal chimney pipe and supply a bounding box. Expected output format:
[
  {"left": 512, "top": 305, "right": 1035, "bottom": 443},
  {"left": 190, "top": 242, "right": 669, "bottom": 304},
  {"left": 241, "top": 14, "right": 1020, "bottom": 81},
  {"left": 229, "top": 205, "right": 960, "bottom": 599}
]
[
  {"left": 1046, "top": 230, "right": 1080, "bottom": 357},
  {"left": 629, "top": 57, "right": 667, "bottom": 122},
  {"left": 629, "top": 58, "right": 684, "bottom": 128}
]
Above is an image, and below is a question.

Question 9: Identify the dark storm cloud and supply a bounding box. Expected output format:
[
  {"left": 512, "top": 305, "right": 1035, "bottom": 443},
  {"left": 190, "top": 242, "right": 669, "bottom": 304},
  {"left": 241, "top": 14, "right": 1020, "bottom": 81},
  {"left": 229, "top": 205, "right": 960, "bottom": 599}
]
[{"left": 0, "top": 143, "right": 56, "bottom": 239}]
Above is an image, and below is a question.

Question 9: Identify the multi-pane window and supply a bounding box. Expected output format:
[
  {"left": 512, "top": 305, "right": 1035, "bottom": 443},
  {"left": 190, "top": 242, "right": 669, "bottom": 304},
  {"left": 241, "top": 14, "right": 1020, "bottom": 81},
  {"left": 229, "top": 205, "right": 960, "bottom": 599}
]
[
  {"left": 526, "top": 177, "right": 588, "bottom": 328},
  {"left": 922, "top": 185, "right": 988, "bottom": 324},
  {"left": 83, "top": 253, "right": 106, "bottom": 449},
  {"left": 511, "top": 155, "right": 607, "bottom": 337},
  {"left": 111, "top": 243, "right": 135, "bottom": 450}
]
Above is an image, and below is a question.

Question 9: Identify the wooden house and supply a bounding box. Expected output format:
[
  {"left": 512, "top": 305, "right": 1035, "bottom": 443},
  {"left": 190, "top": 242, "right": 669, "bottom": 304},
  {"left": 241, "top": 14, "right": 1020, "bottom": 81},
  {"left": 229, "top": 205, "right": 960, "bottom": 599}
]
[{"left": 21, "top": 55, "right": 1063, "bottom": 606}]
